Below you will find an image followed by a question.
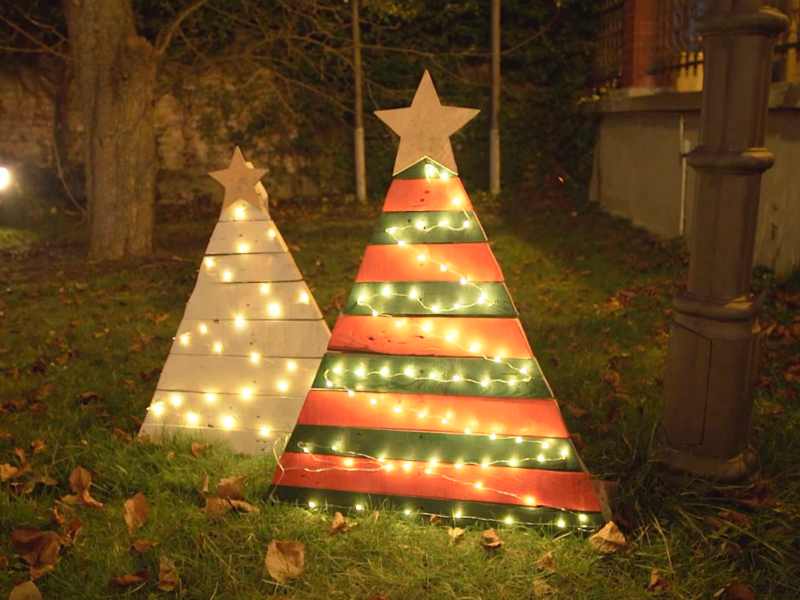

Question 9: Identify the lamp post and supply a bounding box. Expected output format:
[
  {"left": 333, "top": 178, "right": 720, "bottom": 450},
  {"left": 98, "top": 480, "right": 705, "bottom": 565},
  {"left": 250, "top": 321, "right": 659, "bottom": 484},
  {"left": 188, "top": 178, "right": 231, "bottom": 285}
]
[{"left": 660, "top": 1, "right": 787, "bottom": 481}]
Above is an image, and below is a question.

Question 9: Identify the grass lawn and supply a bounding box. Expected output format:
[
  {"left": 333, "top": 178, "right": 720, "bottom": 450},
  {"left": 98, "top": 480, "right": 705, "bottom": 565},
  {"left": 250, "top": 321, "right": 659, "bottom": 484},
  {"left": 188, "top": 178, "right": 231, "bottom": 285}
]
[{"left": 1, "top": 191, "right": 799, "bottom": 599}]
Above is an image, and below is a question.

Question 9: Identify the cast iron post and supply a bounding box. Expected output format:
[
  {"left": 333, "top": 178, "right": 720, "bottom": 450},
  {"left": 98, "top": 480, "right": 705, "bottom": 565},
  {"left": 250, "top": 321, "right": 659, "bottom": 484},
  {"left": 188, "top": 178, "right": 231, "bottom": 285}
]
[{"left": 660, "top": 0, "right": 787, "bottom": 481}]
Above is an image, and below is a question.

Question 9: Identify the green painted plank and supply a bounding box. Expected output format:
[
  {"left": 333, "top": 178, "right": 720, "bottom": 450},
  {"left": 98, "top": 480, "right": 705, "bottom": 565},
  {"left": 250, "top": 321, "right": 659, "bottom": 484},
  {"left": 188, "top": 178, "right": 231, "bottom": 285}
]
[
  {"left": 287, "top": 425, "right": 581, "bottom": 471},
  {"left": 271, "top": 485, "right": 603, "bottom": 530},
  {"left": 371, "top": 211, "right": 486, "bottom": 245},
  {"left": 313, "top": 353, "right": 551, "bottom": 398},
  {"left": 344, "top": 281, "right": 517, "bottom": 317}
]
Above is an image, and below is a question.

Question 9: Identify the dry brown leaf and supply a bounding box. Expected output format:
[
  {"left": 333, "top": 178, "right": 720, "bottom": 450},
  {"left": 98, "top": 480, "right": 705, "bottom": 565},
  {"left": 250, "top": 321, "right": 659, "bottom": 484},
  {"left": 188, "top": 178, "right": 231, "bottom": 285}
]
[
  {"left": 228, "top": 499, "right": 260, "bottom": 513},
  {"left": 8, "top": 580, "right": 42, "bottom": 600},
  {"left": 217, "top": 475, "right": 245, "bottom": 500},
  {"left": 50, "top": 507, "right": 66, "bottom": 527},
  {"left": 330, "top": 511, "right": 350, "bottom": 535},
  {"left": 265, "top": 540, "right": 305, "bottom": 584},
  {"left": 0, "top": 463, "right": 21, "bottom": 482},
  {"left": 30, "top": 440, "right": 46, "bottom": 455},
  {"left": 447, "top": 527, "right": 465, "bottom": 544},
  {"left": 532, "top": 579, "right": 556, "bottom": 598},
  {"left": 589, "top": 521, "right": 627, "bottom": 554},
  {"left": 60, "top": 519, "right": 82, "bottom": 546},
  {"left": 112, "top": 428, "right": 133, "bottom": 443},
  {"left": 158, "top": 556, "right": 180, "bottom": 592},
  {"left": 480, "top": 528, "right": 503, "bottom": 549},
  {"left": 10, "top": 528, "right": 62, "bottom": 579},
  {"left": 204, "top": 497, "right": 232, "bottom": 517},
  {"left": 63, "top": 466, "right": 103, "bottom": 509},
  {"left": 535, "top": 551, "right": 556, "bottom": 571},
  {"left": 190, "top": 442, "right": 207, "bottom": 458},
  {"left": 717, "top": 582, "right": 756, "bottom": 600},
  {"left": 123, "top": 492, "right": 150, "bottom": 534},
  {"left": 646, "top": 569, "right": 670, "bottom": 593},
  {"left": 130, "top": 539, "right": 157, "bottom": 554},
  {"left": 112, "top": 570, "right": 148, "bottom": 588}
]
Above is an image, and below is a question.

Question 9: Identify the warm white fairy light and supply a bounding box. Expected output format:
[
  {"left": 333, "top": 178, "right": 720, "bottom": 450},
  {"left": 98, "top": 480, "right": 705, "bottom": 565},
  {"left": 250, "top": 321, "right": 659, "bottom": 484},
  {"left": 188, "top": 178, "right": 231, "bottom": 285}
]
[
  {"left": 383, "top": 210, "right": 473, "bottom": 245},
  {"left": 213, "top": 341, "right": 223, "bottom": 354},
  {"left": 234, "top": 314, "right": 246, "bottom": 329},
  {"left": 204, "top": 257, "right": 216, "bottom": 268},
  {"left": 267, "top": 229, "right": 277, "bottom": 240},
  {"left": 169, "top": 393, "right": 183, "bottom": 408},
  {"left": 260, "top": 283, "right": 271, "bottom": 295},
  {"left": 198, "top": 323, "right": 209, "bottom": 335},
  {"left": 151, "top": 402, "right": 165, "bottom": 417},
  {"left": 259, "top": 425, "right": 272, "bottom": 438},
  {"left": 298, "top": 290, "right": 310, "bottom": 304},
  {"left": 234, "top": 206, "right": 246, "bottom": 220},
  {"left": 556, "top": 517, "right": 567, "bottom": 529},
  {"left": 179, "top": 333, "right": 190, "bottom": 346},
  {"left": 237, "top": 242, "right": 250, "bottom": 253},
  {"left": 308, "top": 500, "right": 318, "bottom": 509},
  {"left": 451, "top": 196, "right": 462, "bottom": 207},
  {"left": 355, "top": 503, "right": 364, "bottom": 511},
  {"left": 222, "top": 270, "right": 233, "bottom": 282},
  {"left": 287, "top": 360, "right": 298, "bottom": 372},
  {"left": 204, "top": 392, "right": 217, "bottom": 404},
  {"left": 424, "top": 163, "right": 439, "bottom": 179},
  {"left": 241, "top": 387, "right": 253, "bottom": 400},
  {"left": 503, "top": 516, "right": 514, "bottom": 526},
  {"left": 277, "top": 380, "right": 290, "bottom": 393},
  {"left": 454, "top": 509, "right": 463, "bottom": 519},
  {"left": 221, "top": 415, "right": 236, "bottom": 430},
  {"left": 249, "top": 351, "right": 261, "bottom": 364},
  {"left": 185, "top": 411, "right": 200, "bottom": 426},
  {"left": 267, "top": 302, "right": 282, "bottom": 317}
]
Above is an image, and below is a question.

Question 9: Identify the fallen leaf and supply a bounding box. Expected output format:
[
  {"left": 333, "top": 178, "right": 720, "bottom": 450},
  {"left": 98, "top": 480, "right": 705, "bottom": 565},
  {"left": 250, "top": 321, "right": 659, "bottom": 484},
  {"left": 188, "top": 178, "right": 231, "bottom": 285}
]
[
  {"left": 589, "top": 521, "right": 627, "bottom": 554},
  {"left": 532, "top": 579, "right": 556, "bottom": 598},
  {"left": 8, "top": 580, "right": 42, "bottom": 600},
  {"left": 228, "top": 499, "right": 260, "bottom": 513},
  {"left": 203, "top": 497, "right": 232, "bottom": 517},
  {"left": 480, "top": 528, "right": 503, "bottom": 550},
  {"left": 447, "top": 527, "right": 465, "bottom": 544},
  {"left": 265, "top": 540, "right": 305, "bottom": 584},
  {"left": 158, "top": 556, "right": 180, "bottom": 592},
  {"left": 112, "top": 428, "right": 133, "bottom": 443},
  {"left": 60, "top": 519, "right": 82, "bottom": 546},
  {"left": 130, "top": 539, "right": 157, "bottom": 553},
  {"left": 330, "top": 511, "right": 350, "bottom": 534},
  {"left": 647, "top": 569, "right": 670, "bottom": 592},
  {"left": 50, "top": 507, "right": 66, "bottom": 527},
  {"left": 718, "top": 582, "right": 756, "bottom": 600},
  {"left": 123, "top": 492, "right": 150, "bottom": 534},
  {"left": 217, "top": 475, "right": 245, "bottom": 500},
  {"left": 10, "top": 528, "right": 62, "bottom": 579},
  {"left": 63, "top": 466, "right": 103, "bottom": 508},
  {"left": 34, "top": 383, "right": 54, "bottom": 401},
  {"left": 112, "top": 570, "right": 148, "bottom": 588},
  {"left": 1, "top": 463, "right": 21, "bottom": 481},
  {"left": 535, "top": 551, "right": 556, "bottom": 571},
  {"left": 30, "top": 440, "right": 46, "bottom": 455},
  {"left": 191, "top": 442, "right": 207, "bottom": 458}
]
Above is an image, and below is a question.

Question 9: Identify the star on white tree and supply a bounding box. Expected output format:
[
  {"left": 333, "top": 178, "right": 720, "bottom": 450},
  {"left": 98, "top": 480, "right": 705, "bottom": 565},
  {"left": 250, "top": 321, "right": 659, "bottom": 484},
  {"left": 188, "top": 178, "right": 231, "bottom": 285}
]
[
  {"left": 209, "top": 146, "right": 268, "bottom": 212},
  {"left": 375, "top": 70, "right": 479, "bottom": 175}
]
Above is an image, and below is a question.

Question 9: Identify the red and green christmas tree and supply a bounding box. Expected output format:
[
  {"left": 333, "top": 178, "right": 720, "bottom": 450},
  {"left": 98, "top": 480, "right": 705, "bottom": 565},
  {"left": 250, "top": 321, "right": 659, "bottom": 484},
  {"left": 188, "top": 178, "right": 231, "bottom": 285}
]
[{"left": 270, "top": 72, "right": 604, "bottom": 529}]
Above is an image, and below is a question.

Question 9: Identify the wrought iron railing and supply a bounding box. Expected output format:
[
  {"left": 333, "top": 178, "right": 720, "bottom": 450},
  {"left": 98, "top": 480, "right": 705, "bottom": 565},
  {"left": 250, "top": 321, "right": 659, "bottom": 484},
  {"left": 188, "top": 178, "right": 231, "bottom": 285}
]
[{"left": 592, "top": 0, "right": 625, "bottom": 90}]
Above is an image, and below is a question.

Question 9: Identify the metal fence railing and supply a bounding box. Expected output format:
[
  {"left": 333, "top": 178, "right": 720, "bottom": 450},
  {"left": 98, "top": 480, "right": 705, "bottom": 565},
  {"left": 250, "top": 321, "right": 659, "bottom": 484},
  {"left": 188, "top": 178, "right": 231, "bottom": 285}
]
[{"left": 592, "top": 0, "right": 625, "bottom": 91}]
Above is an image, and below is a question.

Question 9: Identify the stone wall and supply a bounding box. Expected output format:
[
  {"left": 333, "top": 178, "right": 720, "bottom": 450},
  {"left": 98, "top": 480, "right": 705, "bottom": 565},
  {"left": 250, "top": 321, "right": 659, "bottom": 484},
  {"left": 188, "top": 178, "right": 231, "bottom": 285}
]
[
  {"left": 0, "top": 63, "right": 341, "bottom": 203},
  {"left": 589, "top": 84, "right": 800, "bottom": 277}
]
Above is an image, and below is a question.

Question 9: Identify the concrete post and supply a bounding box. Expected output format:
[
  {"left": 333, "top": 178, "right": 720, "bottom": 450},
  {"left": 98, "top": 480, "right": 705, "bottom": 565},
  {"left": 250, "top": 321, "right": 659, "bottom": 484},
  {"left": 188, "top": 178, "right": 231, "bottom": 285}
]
[
  {"left": 659, "top": 0, "right": 788, "bottom": 481},
  {"left": 489, "top": 0, "right": 501, "bottom": 196},
  {"left": 352, "top": 0, "right": 367, "bottom": 203}
]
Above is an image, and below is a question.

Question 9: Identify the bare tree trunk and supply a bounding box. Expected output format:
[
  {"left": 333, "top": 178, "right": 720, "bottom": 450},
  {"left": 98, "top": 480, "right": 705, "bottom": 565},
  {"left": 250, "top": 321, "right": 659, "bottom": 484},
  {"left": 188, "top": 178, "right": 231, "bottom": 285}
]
[
  {"left": 489, "top": 0, "right": 501, "bottom": 196},
  {"left": 63, "top": 0, "right": 157, "bottom": 260},
  {"left": 352, "top": 0, "right": 367, "bottom": 203}
]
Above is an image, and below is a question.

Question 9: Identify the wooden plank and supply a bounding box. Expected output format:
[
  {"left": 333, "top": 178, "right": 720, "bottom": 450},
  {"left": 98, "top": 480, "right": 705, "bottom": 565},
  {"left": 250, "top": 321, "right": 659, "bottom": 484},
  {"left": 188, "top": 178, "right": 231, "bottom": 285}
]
[
  {"left": 198, "top": 252, "right": 301, "bottom": 283},
  {"left": 382, "top": 177, "right": 472, "bottom": 212},
  {"left": 171, "top": 318, "right": 330, "bottom": 357},
  {"left": 356, "top": 243, "right": 504, "bottom": 283},
  {"left": 155, "top": 354, "right": 319, "bottom": 396},
  {"left": 218, "top": 202, "right": 271, "bottom": 222},
  {"left": 183, "top": 281, "right": 324, "bottom": 320},
  {"left": 206, "top": 220, "right": 288, "bottom": 255}
]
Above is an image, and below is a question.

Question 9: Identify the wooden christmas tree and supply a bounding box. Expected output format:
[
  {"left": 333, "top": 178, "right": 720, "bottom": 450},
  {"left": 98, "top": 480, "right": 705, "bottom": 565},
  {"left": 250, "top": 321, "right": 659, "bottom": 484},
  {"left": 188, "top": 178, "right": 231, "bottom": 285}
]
[
  {"left": 140, "top": 148, "right": 330, "bottom": 454},
  {"left": 270, "top": 73, "right": 603, "bottom": 528}
]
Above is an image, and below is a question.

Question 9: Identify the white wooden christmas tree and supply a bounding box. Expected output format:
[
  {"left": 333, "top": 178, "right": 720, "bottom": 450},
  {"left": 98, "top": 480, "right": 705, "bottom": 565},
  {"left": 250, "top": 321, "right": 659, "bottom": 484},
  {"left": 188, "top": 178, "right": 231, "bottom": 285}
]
[{"left": 139, "top": 147, "right": 331, "bottom": 453}]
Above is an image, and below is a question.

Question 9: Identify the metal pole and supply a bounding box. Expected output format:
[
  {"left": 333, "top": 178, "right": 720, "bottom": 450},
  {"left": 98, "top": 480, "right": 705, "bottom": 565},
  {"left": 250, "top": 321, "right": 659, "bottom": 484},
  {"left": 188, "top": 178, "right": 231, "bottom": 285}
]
[
  {"left": 489, "top": 0, "right": 501, "bottom": 196},
  {"left": 353, "top": 0, "right": 367, "bottom": 203},
  {"left": 659, "top": 0, "right": 788, "bottom": 481}
]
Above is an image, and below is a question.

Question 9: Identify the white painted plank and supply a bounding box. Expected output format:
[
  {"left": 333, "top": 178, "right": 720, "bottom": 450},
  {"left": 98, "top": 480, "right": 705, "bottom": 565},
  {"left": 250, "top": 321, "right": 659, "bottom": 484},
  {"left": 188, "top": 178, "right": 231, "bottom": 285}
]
[
  {"left": 206, "top": 220, "right": 287, "bottom": 255},
  {"left": 170, "top": 318, "right": 330, "bottom": 357},
  {"left": 183, "top": 280, "right": 324, "bottom": 320},
  {"left": 197, "top": 252, "right": 301, "bottom": 283},
  {"left": 218, "top": 202, "right": 271, "bottom": 223},
  {"left": 155, "top": 354, "right": 319, "bottom": 396}
]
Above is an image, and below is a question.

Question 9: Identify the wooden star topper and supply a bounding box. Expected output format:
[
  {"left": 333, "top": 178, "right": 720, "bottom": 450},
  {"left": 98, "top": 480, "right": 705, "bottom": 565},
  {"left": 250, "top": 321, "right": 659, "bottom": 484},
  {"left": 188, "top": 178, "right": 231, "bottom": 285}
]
[
  {"left": 209, "top": 147, "right": 268, "bottom": 212},
  {"left": 375, "top": 70, "right": 479, "bottom": 175}
]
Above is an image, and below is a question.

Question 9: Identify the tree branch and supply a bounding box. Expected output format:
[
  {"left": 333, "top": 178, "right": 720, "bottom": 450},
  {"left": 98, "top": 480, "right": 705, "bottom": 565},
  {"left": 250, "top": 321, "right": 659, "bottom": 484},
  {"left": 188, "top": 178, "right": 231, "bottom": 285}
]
[{"left": 155, "top": 0, "right": 211, "bottom": 56}]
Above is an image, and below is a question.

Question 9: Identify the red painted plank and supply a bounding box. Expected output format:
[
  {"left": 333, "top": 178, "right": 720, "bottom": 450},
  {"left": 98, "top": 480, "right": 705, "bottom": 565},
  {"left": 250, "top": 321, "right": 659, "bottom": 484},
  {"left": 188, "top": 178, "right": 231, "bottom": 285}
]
[
  {"left": 356, "top": 244, "right": 503, "bottom": 283},
  {"left": 296, "top": 390, "right": 569, "bottom": 439},
  {"left": 330, "top": 315, "right": 533, "bottom": 358},
  {"left": 274, "top": 453, "right": 601, "bottom": 513},
  {"left": 383, "top": 178, "right": 473, "bottom": 212}
]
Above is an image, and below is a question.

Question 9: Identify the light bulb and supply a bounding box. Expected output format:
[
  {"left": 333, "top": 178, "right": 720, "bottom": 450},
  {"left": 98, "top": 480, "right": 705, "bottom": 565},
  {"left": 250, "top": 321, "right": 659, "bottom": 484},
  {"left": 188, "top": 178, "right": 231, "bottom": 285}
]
[
  {"left": 578, "top": 513, "right": 588, "bottom": 524},
  {"left": 489, "top": 433, "right": 497, "bottom": 441},
  {"left": 462, "top": 219, "right": 471, "bottom": 229},
  {"left": 355, "top": 503, "right": 364, "bottom": 511},
  {"left": 515, "top": 436, "right": 523, "bottom": 444},
  {"left": 392, "top": 404, "right": 403, "bottom": 414},
  {"left": 417, "top": 408, "right": 428, "bottom": 419},
  {"left": 179, "top": 333, "right": 190, "bottom": 346},
  {"left": 481, "top": 459, "right": 490, "bottom": 469},
  {"left": 451, "top": 196, "right": 462, "bottom": 207},
  {"left": 454, "top": 461, "right": 464, "bottom": 470},
  {"left": 151, "top": 402, "right": 165, "bottom": 417},
  {"left": 480, "top": 377, "right": 491, "bottom": 388},
  {"left": 298, "top": 290, "right": 310, "bottom": 304},
  {"left": 459, "top": 276, "right": 468, "bottom": 286},
  {"left": 503, "top": 516, "right": 514, "bottom": 526},
  {"left": 451, "top": 373, "right": 463, "bottom": 383},
  {"left": 440, "top": 170, "right": 451, "bottom": 181},
  {"left": 384, "top": 463, "right": 395, "bottom": 472},
  {"left": 260, "top": 283, "right": 271, "bottom": 295},
  {"left": 438, "top": 217, "right": 450, "bottom": 227},
  {"left": 234, "top": 206, "right": 246, "bottom": 220},
  {"left": 438, "top": 264, "right": 448, "bottom": 273},
  {"left": 431, "top": 303, "right": 441, "bottom": 313},
  {"left": 234, "top": 314, "right": 246, "bottom": 329},
  {"left": 409, "top": 287, "right": 420, "bottom": 300},
  {"left": 477, "top": 293, "right": 488, "bottom": 305},
  {"left": 241, "top": 387, "right": 253, "bottom": 400},
  {"left": 414, "top": 218, "right": 427, "bottom": 230},
  {"left": 403, "top": 365, "right": 415, "bottom": 378},
  {"left": 267, "top": 302, "right": 281, "bottom": 317},
  {"left": 508, "top": 377, "right": 518, "bottom": 388},
  {"left": 508, "top": 457, "right": 519, "bottom": 467},
  {"left": 386, "top": 226, "right": 398, "bottom": 235},
  {"left": 379, "top": 366, "right": 390, "bottom": 378},
  {"left": 204, "top": 257, "right": 216, "bottom": 269},
  {"left": 221, "top": 415, "right": 236, "bottom": 430},
  {"left": 416, "top": 253, "right": 427, "bottom": 264},
  {"left": 344, "top": 458, "right": 354, "bottom": 467},
  {"left": 287, "top": 360, "right": 298, "bottom": 372},
  {"left": 429, "top": 370, "right": 441, "bottom": 381},
  {"left": 445, "top": 330, "right": 459, "bottom": 343},
  {"left": 560, "top": 446, "right": 570, "bottom": 458},
  {"left": 421, "top": 321, "right": 433, "bottom": 333},
  {"left": 404, "top": 508, "right": 412, "bottom": 516},
  {"left": 354, "top": 364, "right": 367, "bottom": 378},
  {"left": 204, "top": 392, "right": 217, "bottom": 404},
  {"left": 524, "top": 495, "right": 536, "bottom": 506},
  {"left": 333, "top": 363, "right": 344, "bottom": 375},
  {"left": 267, "top": 229, "right": 277, "bottom": 240},
  {"left": 249, "top": 351, "right": 261, "bottom": 364},
  {"left": 454, "top": 509, "right": 463, "bottom": 519},
  {"left": 556, "top": 518, "right": 566, "bottom": 529},
  {"left": 469, "top": 341, "right": 482, "bottom": 353},
  {"left": 198, "top": 323, "right": 209, "bottom": 335},
  {"left": 222, "top": 270, "right": 233, "bottom": 282},
  {"left": 537, "top": 453, "right": 545, "bottom": 463},
  {"left": 308, "top": 500, "right": 317, "bottom": 509},
  {"left": 185, "top": 411, "right": 200, "bottom": 426},
  {"left": 402, "top": 461, "right": 413, "bottom": 472},
  {"left": 380, "top": 284, "right": 392, "bottom": 298},
  {"left": 369, "top": 397, "right": 378, "bottom": 406},
  {"left": 473, "top": 481, "right": 483, "bottom": 490},
  {"left": 237, "top": 242, "right": 250, "bottom": 253},
  {"left": 213, "top": 341, "right": 223, "bottom": 354},
  {"left": 520, "top": 364, "right": 531, "bottom": 375},
  {"left": 169, "top": 393, "right": 183, "bottom": 408},
  {"left": 259, "top": 425, "right": 271, "bottom": 438},
  {"left": 371, "top": 309, "right": 379, "bottom": 317},
  {"left": 276, "top": 380, "right": 289, "bottom": 393},
  {"left": 424, "top": 164, "right": 438, "bottom": 178},
  {"left": 394, "top": 318, "right": 407, "bottom": 329}
]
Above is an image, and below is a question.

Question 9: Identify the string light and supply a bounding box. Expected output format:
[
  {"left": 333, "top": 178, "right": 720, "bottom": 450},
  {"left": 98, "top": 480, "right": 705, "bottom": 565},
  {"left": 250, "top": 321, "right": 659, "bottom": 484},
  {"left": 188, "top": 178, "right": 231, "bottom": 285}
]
[
  {"left": 185, "top": 411, "right": 200, "bottom": 426},
  {"left": 204, "top": 392, "right": 217, "bottom": 404},
  {"left": 299, "top": 290, "right": 310, "bottom": 304},
  {"left": 234, "top": 314, "right": 246, "bottom": 329},
  {"left": 249, "top": 351, "right": 261, "bottom": 364},
  {"left": 259, "top": 425, "right": 272, "bottom": 438},
  {"left": 198, "top": 323, "right": 209, "bottom": 335},
  {"left": 151, "top": 402, "right": 165, "bottom": 417},
  {"left": 213, "top": 341, "right": 223, "bottom": 354},
  {"left": 241, "top": 387, "right": 253, "bottom": 400},
  {"left": 179, "top": 333, "right": 190, "bottom": 346},
  {"left": 233, "top": 206, "right": 246, "bottom": 220},
  {"left": 222, "top": 270, "right": 233, "bottom": 282},
  {"left": 169, "top": 393, "right": 183, "bottom": 408},
  {"left": 260, "top": 283, "right": 271, "bottom": 295},
  {"left": 267, "top": 302, "right": 282, "bottom": 318},
  {"left": 287, "top": 360, "right": 298, "bottom": 372},
  {"left": 221, "top": 415, "right": 236, "bottom": 430},
  {"left": 267, "top": 229, "right": 277, "bottom": 240},
  {"left": 277, "top": 380, "right": 290, "bottom": 393},
  {"left": 237, "top": 242, "right": 250, "bottom": 253}
]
